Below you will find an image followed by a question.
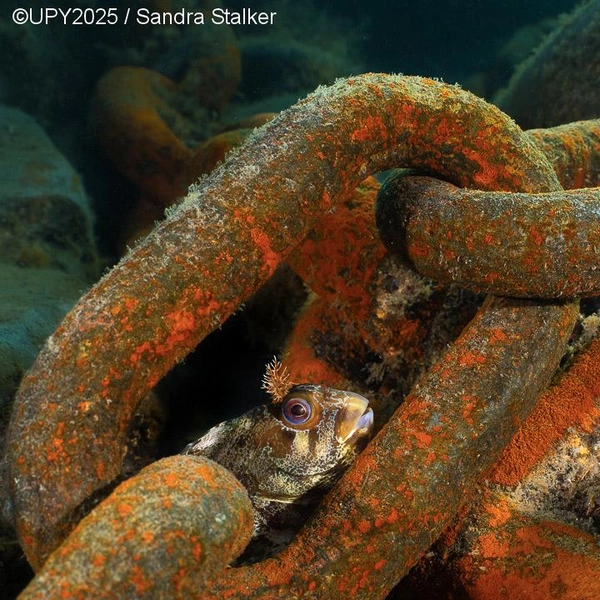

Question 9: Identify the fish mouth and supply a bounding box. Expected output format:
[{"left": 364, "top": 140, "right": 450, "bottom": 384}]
[{"left": 335, "top": 392, "right": 374, "bottom": 444}]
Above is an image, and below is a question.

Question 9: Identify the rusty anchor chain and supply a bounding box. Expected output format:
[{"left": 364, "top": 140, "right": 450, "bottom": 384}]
[{"left": 10, "top": 74, "right": 599, "bottom": 598}]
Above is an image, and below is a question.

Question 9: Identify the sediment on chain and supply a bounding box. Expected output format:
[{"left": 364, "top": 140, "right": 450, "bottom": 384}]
[
  {"left": 528, "top": 120, "right": 600, "bottom": 189},
  {"left": 197, "top": 298, "right": 577, "bottom": 598},
  {"left": 17, "top": 456, "right": 254, "bottom": 600},
  {"left": 454, "top": 488, "right": 600, "bottom": 600},
  {"left": 8, "top": 74, "right": 567, "bottom": 574},
  {"left": 376, "top": 174, "right": 600, "bottom": 298}
]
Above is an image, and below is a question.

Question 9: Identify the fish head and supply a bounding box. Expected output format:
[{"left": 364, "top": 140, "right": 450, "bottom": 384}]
[
  {"left": 182, "top": 383, "right": 373, "bottom": 506},
  {"left": 275, "top": 384, "right": 373, "bottom": 446},
  {"left": 252, "top": 384, "right": 373, "bottom": 497}
]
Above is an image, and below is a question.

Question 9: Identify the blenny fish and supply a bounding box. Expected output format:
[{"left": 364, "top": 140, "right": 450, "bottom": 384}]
[{"left": 182, "top": 359, "right": 374, "bottom": 563}]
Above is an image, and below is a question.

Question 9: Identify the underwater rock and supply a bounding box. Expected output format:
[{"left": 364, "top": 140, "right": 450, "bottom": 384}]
[
  {"left": 0, "top": 266, "right": 90, "bottom": 420},
  {"left": 496, "top": 0, "right": 600, "bottom": 128},
  {"left": 0, "top": 106, "right": 96, "bottom": 277},
  {"left": 0, "top": 104, "right": 97, "bottom": 511},
  {"left": 0, "top": 104, "right": 97, "bottom": 412},
  {"left": 0, "top": 106, "right": 97, "bottom": 431}
]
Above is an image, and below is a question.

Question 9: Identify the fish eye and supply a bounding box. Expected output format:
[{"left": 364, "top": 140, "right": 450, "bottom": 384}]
[{"left": 281, "top": 397, "right": 312, "bottom": 426}]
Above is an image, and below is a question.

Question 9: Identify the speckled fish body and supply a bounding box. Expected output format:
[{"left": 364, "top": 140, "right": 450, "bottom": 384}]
[{"left": 182, "top": 384, "right": 373, "bottom": 562}]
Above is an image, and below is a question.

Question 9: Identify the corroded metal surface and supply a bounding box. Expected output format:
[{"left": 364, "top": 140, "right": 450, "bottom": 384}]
[
  {"left": 198, "top": 298, "right": 577, "bottom": 598},
  {"left": 377, "top": 174, "right": 600, "bottom": 298},
  {"left": 448, "top": 489, "right": 600, "bottom": 600},
  {"left": 527, "top": 120, "right": 600, "bottom": 189},
  {"left": 7, "top": 73, "right": 586, "bottom": 596},
  {"left": 18, "top": 456, "right": 253, "bottom": 599}
]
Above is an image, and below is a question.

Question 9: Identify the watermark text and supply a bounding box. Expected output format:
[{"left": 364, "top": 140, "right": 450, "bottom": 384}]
[{"left": 12, "top": 7, "right": 277, "bottom": 26}]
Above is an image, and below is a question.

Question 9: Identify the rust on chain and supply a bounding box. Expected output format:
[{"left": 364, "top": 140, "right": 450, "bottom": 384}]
[
  {"left": 376, "top": 174, "right": 600, "bottom": 298},
  {"left": 490, "top": 334, "right": 600, "bottom": 488},
  {"left": 287, "top": 177, "right": 388, "bottom": 337},
  {"left": 399, "top": 328, "right": 600, "bottom": 600},
  {"left": 450, "top": 334, "right": 600, "bottom": 599},
  {"left": 527, "top": 119, "right": 600, "bottom": 189},
  {"left": 7, "top": 72, "right": 578, "bottom": 592},
  {"left": 449, "top": 488, "right": 600, "bottom": 599},
  {"left": 17, "top": 456, "right": 254, "bottom": 599},
  {"left": 199, "top": 298, "right": 577, "bottom": 598}
]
